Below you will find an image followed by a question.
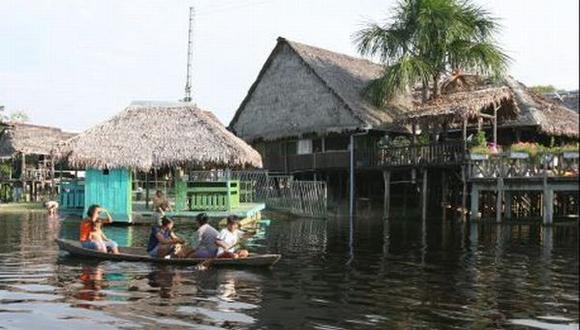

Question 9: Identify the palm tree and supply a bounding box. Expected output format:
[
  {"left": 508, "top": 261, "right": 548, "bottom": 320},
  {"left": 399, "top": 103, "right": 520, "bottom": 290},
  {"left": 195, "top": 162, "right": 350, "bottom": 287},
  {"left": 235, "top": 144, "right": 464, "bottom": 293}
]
[{"left": 354, "top": 0, "right": 509, "bottom": 105}]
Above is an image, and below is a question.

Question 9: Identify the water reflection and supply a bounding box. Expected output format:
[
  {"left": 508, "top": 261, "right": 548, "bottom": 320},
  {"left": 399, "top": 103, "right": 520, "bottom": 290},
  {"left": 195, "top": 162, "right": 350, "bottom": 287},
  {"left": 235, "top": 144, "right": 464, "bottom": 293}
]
[{"left": 0, "top": 211, "right": 578, "bottom": 329}]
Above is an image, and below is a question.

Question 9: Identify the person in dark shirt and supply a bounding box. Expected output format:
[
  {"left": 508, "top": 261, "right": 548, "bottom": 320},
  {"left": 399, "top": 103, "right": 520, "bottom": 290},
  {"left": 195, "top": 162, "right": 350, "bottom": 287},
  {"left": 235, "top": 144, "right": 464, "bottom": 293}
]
[{"left": 147, "top": 217, "right": 185, "bottom": 258}]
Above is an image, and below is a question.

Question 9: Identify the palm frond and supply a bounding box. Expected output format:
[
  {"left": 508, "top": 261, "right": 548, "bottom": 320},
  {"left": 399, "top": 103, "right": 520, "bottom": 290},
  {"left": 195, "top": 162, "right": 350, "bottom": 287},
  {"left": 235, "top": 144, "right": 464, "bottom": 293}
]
[{"left": 364, "top": 55, "right": 432, "bottom": 106}]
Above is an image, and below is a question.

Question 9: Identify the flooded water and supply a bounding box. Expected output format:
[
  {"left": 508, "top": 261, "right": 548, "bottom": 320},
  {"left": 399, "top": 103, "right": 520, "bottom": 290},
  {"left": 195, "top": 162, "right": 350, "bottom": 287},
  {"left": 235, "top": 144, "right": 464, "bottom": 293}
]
[{"left": 0, "top": 211, "right": 578, "bottom": 329}]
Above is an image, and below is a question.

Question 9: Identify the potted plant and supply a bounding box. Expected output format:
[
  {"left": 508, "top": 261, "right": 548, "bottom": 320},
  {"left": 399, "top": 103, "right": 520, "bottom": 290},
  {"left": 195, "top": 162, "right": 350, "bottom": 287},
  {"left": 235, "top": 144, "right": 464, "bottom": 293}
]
[
  {"left": 509, "top": 142, "right": 539, "bottom": 159},
  {"left": 468, "top": 131, "right": 490, "bottom": 160},
  {"left": 469, "top": 145, "right": 491, "bottom": 160},
  {"left": 560, "top": 144, "right": 579, "bottom": 159}
]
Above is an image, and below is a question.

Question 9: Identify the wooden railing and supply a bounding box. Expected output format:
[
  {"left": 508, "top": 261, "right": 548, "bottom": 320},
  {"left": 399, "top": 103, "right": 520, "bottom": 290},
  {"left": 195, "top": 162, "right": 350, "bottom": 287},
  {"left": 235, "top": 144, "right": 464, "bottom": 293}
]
[
  {"left": 378, "top": 141, "right": 465, "bottom": 167},
  {"left": 468, "top": 153, "right": 579, "bottom": 179}
]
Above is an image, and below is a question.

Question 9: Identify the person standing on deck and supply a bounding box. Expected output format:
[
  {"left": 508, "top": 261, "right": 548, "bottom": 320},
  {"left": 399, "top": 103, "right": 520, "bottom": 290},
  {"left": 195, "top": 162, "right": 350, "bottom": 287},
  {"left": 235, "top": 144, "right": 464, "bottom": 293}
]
[
  {"left": 216, "top": 215, "right": 249, "bottom": 259},
  {"left": 79, "top": 204, "right": 118, "bottom": 253},
  {"left": 184, "top": 213, "right": 219, "bottom": 258},
  {"left": 152, "top": 190, "right": 171, "bottom": 214}
]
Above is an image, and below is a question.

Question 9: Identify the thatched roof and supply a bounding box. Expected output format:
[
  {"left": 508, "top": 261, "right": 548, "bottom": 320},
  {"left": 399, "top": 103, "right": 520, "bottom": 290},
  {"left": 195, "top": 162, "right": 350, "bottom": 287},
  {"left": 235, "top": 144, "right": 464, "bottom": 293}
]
[
  {"left": 230, "top": 37, "right": 406, "bottom": 142},
  {"left": 0, "top": 122, "right": 76, "bottom": 159},
  {"left": 231, "top": 37, "right": 578, "bottom": 141},
  {"left": 502, "top": 78, "right": 579, "bottom": 137},
  {"left": 399, "top": 77, "right": 579, "bottom": 137},
  {"left": 58, "top": 102, "right": 262, "bottom": 171},
  {"left": 406, "top": 86, "right": 516, "bottom": 119}
]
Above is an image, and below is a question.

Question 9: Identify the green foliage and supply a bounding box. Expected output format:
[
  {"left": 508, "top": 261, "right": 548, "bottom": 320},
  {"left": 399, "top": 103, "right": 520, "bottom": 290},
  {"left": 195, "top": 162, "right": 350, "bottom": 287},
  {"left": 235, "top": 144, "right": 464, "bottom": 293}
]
[
  {"left": 0, "top": 161, "right": 11, "bottom": 178},
  {"left": 550, "top": 143, "right": 579, "bottom": 154},
  {"left": 510, "top": 142, "right": 542, "bottom": 157},
  {"left": 530, "top": 85, "right": 557, "bottom": 94},
  {"left": 10, "top": 111, "right": 29, "bottom": 123},
  {"left": 471, "top": 131, "right": 487, "bottom": 147},
  {"left": 469, "top": 145, "right": 491, "bottom": 155},
  {"left": 390, "top": 136, "right": 411, "bottom": 147},
  {"left": 417, "top": 134, "right": 430, "bottom": 145},
  {"left": 354, "top": 0, "right": 509, "bottom": 106}
]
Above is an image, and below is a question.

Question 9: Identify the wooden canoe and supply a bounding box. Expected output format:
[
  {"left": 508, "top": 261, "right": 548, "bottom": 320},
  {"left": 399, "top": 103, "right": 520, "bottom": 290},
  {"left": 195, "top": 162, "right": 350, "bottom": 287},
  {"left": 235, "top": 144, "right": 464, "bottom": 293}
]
[{"left": 55, "top": 239, "right": 281, "bottom": 267}]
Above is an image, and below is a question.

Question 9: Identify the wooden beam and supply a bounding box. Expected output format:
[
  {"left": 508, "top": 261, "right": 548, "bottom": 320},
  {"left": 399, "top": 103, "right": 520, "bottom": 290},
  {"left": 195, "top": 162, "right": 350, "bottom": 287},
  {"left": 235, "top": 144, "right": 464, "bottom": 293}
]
[
  {"left": 493, "top": 107, "right": 498, "bottom": 146},
  {"left": 461, "top": 165, "right": 467, "bottom": 221},
  {"left": 383, "top": 170, "right": 391, "bottom": 219},
  {"left": 478, "top": 113, "right": 495, "bottom": 119},
  {"left": 496, "top": 177, "right": 503, "bottom": 223},
  {"left": 470, "top": 186, "right": 479, "bottom": 220},
  {"left": 441, "top": 171, "right": 448, "bottom": 220},
  {"left": 421, "top": 169, "right": 428, "bottom": 221},
  {"left": 145, "top": 171, "right": 150, "bottom": 210},
  {"left": 462, "top": 118, "right": 468, "bottom": 153}
]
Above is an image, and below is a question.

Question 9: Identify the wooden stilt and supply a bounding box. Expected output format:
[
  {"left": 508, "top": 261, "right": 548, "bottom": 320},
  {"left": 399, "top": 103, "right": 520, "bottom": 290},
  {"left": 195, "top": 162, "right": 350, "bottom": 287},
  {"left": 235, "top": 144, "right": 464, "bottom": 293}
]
[
  {"left": 145, "top": 172, "right": 150, "bottom": 210},
  {"left": 470, "top": 187, "right": 479, "bottom": 220},
  {"left": 496, "top": 177, "right": 503, "bottom": 223},
  {"left": 441, "top": 171, "right": 448, "bottom": 219},
  {"left": 461, "top": 166, "right": 467, "bottom": 221},
  {"left": 505, "top": 191, "right": 512, "bottom": 219},
  {"left": 383, "top": 170, "right": 391, "bottom": 219},
  {"left": 421, "top": 169, "right": 428, "bottom": 221},
  {"left": 542, "top": 159, "right": 553, "bottom": 225}
]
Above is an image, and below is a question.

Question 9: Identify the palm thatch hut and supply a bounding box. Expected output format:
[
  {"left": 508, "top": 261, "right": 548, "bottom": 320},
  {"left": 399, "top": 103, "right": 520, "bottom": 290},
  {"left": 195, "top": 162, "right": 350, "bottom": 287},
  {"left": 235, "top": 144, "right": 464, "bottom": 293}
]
[
  {"left": 230, "top": 37, "right": 415, "bottom": 177},
  {"left": 0, "top": 122, "right": 75, "bottom": 181},
  {"left": 398, "top": 76, "right": 579, "bottom": 144},
  {"left": 57, "top": 102, "right": 262, "bottom": 221}
]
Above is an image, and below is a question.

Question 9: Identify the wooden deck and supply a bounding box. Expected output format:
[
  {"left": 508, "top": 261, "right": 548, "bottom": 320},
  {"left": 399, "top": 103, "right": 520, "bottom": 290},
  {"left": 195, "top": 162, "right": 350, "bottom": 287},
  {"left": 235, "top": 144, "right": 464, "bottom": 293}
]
[{"left": 131, "top": 202, "right": 265, "bottom": 225}]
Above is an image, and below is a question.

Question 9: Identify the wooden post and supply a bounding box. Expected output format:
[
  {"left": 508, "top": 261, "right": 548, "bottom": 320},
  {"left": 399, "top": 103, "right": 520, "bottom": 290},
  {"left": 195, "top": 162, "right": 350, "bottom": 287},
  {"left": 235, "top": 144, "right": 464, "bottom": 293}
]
[
  {"left": 20, "top": 153, "right": 26, "bottom": 202},
  {"left": 542, "top": 159, "right": 553, "bottom": 225},
  {"left": 349, "top": 134, "right": 355, "bottom": 218},
  {"left": 470, "top": 186, "right": 479, "bottom": 220},
  {"left": 477, "top": 116, "right": 483, "bottom": 132},
  {"left": 496, "top": 177, "right": 503, "bottom": 223},
  {"left": 493, "top": 106, "right": 499, "bottom": 146},
  {"left": 441, "top": 171, "right": 448, "bottom": 220},
  {"left": 462, "top": 118, "right": 468, "bottom": 152},
  {"left": 421, "top": 169, "right": 428, "bottom": 221},
  {"left": 145, "top": 171, "right": 150, "bottom": 210},
  {"left": 383, "top": 170, "right": 391, "bottom": 219},
  {"left": 461, "top": 165, "right": 467, "bottom": 221},
  {"left": 505, "top": 191, "right": 512, "bottom": 220},
  {"left": 50, "top": 154, "right": 56, "bottom": 198}
]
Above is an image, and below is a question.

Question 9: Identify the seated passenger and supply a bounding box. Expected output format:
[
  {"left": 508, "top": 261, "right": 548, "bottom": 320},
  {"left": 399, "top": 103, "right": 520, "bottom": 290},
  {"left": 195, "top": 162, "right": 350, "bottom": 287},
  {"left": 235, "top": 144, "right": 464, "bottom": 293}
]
[
  {"left": 186, "top": 213, "right": 219, "bottom": 258},
  {"left": 215, "top": 215, "right": 249, "bottom": 259},
  {"left": 147, "top": 217, "right": 185, "bottom": 259},
  {"left": 80, "top": 205, "right": 118, "bottom": 253},
  {"left": 89, "top": 220, "right": 120, "bottom": 254}
]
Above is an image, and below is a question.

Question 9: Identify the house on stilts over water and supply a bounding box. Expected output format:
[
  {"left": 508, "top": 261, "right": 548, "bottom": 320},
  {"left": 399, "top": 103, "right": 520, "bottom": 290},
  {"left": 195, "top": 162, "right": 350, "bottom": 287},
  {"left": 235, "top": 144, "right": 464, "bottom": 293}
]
[
  {"left": 0, "top": 122, "right": 76, "bottom": 202},
  {"left": 230, "top": 37, "right": 579, "bottom": 223},
  {"left": 56, "top": 102, "right": 263, "bottom": 223}
]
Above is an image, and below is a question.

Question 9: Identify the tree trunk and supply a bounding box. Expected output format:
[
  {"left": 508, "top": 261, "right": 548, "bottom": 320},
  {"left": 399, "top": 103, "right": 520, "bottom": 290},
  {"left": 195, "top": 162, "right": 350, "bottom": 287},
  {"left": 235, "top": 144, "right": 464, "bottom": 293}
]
[
  {"left": 432, "top": 73, "right": 441, "bottom": 98},
  {"left": 421, "top": 81, "right": 429, "bottom": 103}
]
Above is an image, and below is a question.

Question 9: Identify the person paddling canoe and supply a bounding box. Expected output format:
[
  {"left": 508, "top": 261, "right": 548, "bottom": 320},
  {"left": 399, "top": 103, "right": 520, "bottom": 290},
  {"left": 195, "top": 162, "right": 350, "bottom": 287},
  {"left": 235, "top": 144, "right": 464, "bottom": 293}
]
[
  {"left": 147, "top": 217, "right": 186, "bottom": 259},
  {"left": 216, "top": 215, "right": 249, "bottom": 259}
]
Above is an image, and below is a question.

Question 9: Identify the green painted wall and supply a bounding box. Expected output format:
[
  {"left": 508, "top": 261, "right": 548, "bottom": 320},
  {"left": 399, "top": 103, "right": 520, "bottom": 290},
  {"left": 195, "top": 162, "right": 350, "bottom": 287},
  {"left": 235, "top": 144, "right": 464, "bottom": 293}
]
[{"left": 84, "top": 169, "right": 132, "bottom": 222}]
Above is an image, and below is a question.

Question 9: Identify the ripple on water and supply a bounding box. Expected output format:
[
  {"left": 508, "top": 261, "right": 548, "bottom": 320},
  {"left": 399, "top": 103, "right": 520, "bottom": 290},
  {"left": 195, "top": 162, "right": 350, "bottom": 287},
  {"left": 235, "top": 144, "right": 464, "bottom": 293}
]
[{"left": 0, "top": 213, "right": 578, "bottom": 329}]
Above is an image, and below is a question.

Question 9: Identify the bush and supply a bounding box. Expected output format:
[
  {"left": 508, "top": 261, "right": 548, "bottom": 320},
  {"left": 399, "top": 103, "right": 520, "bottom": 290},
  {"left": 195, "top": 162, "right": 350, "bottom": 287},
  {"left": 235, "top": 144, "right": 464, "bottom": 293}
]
[{"left": 510, "top": 142, "right": 541, "bottom": 157}]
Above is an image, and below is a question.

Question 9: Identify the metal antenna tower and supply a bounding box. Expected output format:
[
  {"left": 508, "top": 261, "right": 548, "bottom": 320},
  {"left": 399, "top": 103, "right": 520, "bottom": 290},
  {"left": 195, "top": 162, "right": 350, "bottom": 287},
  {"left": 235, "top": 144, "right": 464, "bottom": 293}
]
[{"left": 183, "top": 6, "right": 195, "bottom": 102}]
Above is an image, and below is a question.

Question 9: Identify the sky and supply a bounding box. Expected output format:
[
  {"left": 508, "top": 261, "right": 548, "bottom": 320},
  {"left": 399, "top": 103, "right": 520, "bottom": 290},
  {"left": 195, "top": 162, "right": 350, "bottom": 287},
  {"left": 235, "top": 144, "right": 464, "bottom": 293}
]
[{"left": 1, "top": 0, "right": 578, "bottom": 132}]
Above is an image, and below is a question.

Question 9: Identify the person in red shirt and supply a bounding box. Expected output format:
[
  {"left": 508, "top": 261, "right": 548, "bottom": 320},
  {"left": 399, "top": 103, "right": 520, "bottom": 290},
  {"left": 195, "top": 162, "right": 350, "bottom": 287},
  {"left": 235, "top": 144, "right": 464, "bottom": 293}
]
[{"left": 80, "top": 204, "right": 117, "bottom": 253}]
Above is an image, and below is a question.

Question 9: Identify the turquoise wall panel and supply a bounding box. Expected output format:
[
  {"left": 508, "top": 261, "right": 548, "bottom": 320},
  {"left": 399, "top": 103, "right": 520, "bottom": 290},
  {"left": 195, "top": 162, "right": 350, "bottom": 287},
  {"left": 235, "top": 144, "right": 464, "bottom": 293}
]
[{"left": 84, "top": 169, "right": 132, "bottom": 222}]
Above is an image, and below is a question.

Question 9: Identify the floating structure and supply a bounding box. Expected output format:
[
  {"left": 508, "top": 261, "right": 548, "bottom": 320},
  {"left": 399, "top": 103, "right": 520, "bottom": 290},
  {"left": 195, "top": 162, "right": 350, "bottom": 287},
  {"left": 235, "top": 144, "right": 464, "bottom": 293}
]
[
  {"left": 230, "top": 37, "right": 579, "bottom": 223},
  {"left": 0, "top": 122, "right": 75, "bottom": 202},
  {"left": 57, "top": 102, "right": 263, "bottom": 222}
]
